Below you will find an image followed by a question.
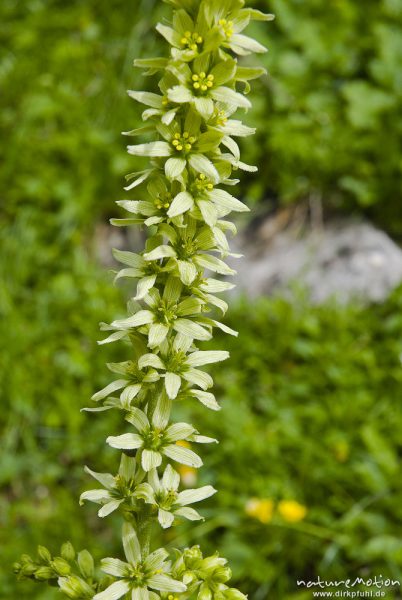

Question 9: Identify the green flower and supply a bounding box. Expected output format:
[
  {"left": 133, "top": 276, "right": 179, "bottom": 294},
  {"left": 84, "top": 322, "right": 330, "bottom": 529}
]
[
  {"left": 106, "top": 402, "right": 216, "bottom": 471},
  {"left": 80, "top": 455, "right": 144, "bottom": 518},
  {"left": 138, "top": 337, "right": 229, "bottom": 400},
  {"left": 136, "top": 464, "right": 216, "bottom": 528},
  {"left": 110, "top": 276, "right": 212, "bottom": 348},
  {"left": 166, "top": 57, "right": 250, "bottom": 119},
  {"left": 142, "top": 219, "right": 236, "bottom": 287},
  {"left": 90, "top": 359, "right": 160, "bottom": 409},
  {"left": 127, "top": 109, "right": 223, "bottom": 182},
  {"left": 94, "top": 523, "right": 186, "bottom": 600}
]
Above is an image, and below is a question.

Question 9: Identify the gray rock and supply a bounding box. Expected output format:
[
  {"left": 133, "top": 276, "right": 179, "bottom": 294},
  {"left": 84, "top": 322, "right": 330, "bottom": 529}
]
[{"left": 229, "top": 218, "right": 402, "bottom": 303}]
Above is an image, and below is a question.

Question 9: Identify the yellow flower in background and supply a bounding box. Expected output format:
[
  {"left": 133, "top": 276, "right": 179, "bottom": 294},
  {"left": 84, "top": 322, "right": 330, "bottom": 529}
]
[
  {"left": 245, "top": 498, "right": 274, "bottom": 524},
  {"left": 278, "top": 500, "right": 307, "bottom": 523},
  {"left": 176, "top": 440, "right": 197, "bottom": 486}
]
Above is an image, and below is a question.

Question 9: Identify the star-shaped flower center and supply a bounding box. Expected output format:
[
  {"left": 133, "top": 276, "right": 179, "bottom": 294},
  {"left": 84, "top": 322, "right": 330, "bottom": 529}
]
[
  {"left": 180, "top": 30, "right": 203, "bottom": 51},
  {"left": 171, "top": 131, "right": 197, "bottom": 153},
  {"left": 192, "top": 72, "right": 214, "bottom": 94},
  {"left": 218, "top": 18, "right": 234, "bottom": 38}
]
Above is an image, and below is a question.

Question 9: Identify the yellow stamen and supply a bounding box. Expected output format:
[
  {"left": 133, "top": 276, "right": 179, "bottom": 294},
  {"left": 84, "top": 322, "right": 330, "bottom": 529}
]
[
  {"left": 201, "top": 84, "right": 207, "bottom": 91},
  {"left": 176, "top": 144, "right": 183, "bottom": 151},
  {"left": 189, "top": 136, "right": 196, "bottom": 144},
  {"left": 183, "top": 131, "right": 189, "bottom": 138},
  {"left": 207, "top": 81, "right": 213, "bottom": 88},
  {"left": 172, "top": 139, "right": 179, "bottom": 146},
  {"left": 192, "top": 74, "right": 199, "bottom": 81},
  {"left": 185, "top": 143, "right": 192, "bottom": 151},
  {"left": 207, "top": 74, "right": 214, "bottom": 81},
  {"left": 193, "top": 82, "right": 200, "bottom": 89},
  {"left": 164, "top": 203, "right": 169, "bottom": 208},
  {"left": 184, "top": 31, "right": 191, "bottom": 38},
  {"left": 207, "top": 183, "right": 213, "bottom": 190},
  {"left": 197, "top": 36, "right": 203, "bottom": 43},
  {"left": 174, "top": 133, "right": 181, "bottom": 139},
  {"left": 200, "top": 72, "right": 206, "bottom": 78}
]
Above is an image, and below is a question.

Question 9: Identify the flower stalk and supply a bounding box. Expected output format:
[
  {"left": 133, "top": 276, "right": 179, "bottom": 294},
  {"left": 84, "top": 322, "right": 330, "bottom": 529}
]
[{"left": 15, "top": 0, "right": 273, "bottom": 598}]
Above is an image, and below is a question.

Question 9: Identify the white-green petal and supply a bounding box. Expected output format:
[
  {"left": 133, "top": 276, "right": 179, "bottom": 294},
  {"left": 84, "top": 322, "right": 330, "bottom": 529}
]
[
  {"left": 167, "top": 85, "right": 193, "bottom": 103},
  {"left": 208, "top": 189, "right": 249, "bottom": 212},
  {"left": 79, "top": 489, "right": 112, "bottom": 505},
  {"left": 231, "top": 33, "right": 267, "bottom": 53},
  {"left": 111, "top": 310, "right": 154, "bottom": 329},
  {"left": 173, "top": 318, "right": 211, "bottom": 341},
  {"left": 188, "top": 154, "right": 219, "bottom": 182},
  {"left": 193, "top": 96, "right": 214, "bottom": 119},
  {"left": 210, "top": 86, "right": 251, "bottom": 109},
  {"left": 107, "top": 433, "right": 143, "bottom": 450},
  {"left": 119, "top": 454, "right": 137, "bottom": 481},
  {"left": 174, "top": 506, "right": 204, "bottom": 521},
  {"left": 123, "top": 522, "right": 142, "bottom": 564},
  {"left": 197, "top": 199, "right": 218, "bottom": 227},
  {"left": 127, "top": 90, "right": 163, "bottom": 108},
  {"left": 165, "top": 372, "right": 182, "bottom": 400},
  {"left": 177, "top": 485, "right": 217, "bottom": 505},
  {"left": 93, "top": 580, "right": 130, "bottom": 600},
  {"left": 191, "top": 389, "right": 221, "bottom": 411},
  {"left": 97, "top": 330, "right": 127, "bottom": 345},
  {"left": 138, "top": 353, "right": 165, "bottom": 370},
  {"left": 132, "top": 588, "right": 150, "bottom": 600},
  {"left": 158, "top": 508, "right": 175, "bottom": 529},
  {"left": 167, "top": 191, "right": 194, "bottom": 217},
  {"left": 84, "top": 466, "right": 115, "bottom": 489},
  {"left": 98, "top": 499, "right": 123, "bottom": 518},
  {"left": 165, "top": 422, "right": 195, "bottom": 441},
  {"left": 91, "top": 379, "right": 128, "bottom": 403},
  {"left": 199, "top": 278, "right": 235, "bottom": 293},
  {"left": 143, "top": 245, "right": 177, "bottom": 261},
  {"left": 120, "top": 384, "right": 142, "bottom": 406},
  {"left": 151, "top": 392, "right": 171, "bottom": 430},
  {"left": 142, "top": 449, "right": 163, "bottom": 472},
  {"left": 193, "top": 254, "right": 235, "bottom": 276},
  {"left": 162, "top": 464, "right": 180, "bottom": 490},
  {"left": 135, "top": 275, "right": 157, "bottom": 300},
  {"left": 165, "top": 157, "right": 186, "bottom": 179},
  {"left": 100, "top": 557, "right": 130, "bottom": 578},
  {"left": 182, "top": 368, "right": 213, "bottom": 390},
  {"left": 186, "top": 350, "right": 229, "bottom": 367},
  {"left": 126, "top": 408, "right": 150, "bottom": 432},
  {"left": 148, "top": 323, "right": 169, "bottom": 348},
  {"left": 144, "top": 547, "right": 169, "bottom": 571},
  {"left": 147, "top": 574, "right": 187, "bottom": 593},
  {"left": 112, "top": 248, "right": 146, "bottom": 268},
  {"left": 164, "top": 444, "right": 202, "bottom": 468},
  {"left": 127, "top": 141, "right": 172, "bottom": 157},
  {"left": 177, "top": 260, "right": 198, "bottom": 285}
]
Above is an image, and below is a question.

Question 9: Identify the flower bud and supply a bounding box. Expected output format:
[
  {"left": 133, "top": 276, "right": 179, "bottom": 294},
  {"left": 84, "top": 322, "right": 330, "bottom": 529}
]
[
  {"left": 52, "top": 557, "right": 72, "bottom": 576},
  {"left": 37, "top": 545, "right": 52, "bottom": 564},
  {"left": 61, "top": 541, "right": 76, "bottom": 562},
  {"left": 78, "top": 549, "right": 95, "bottom": 579},
  {"left": 34, "top": 566, "right": 55, "bottom": 581}
]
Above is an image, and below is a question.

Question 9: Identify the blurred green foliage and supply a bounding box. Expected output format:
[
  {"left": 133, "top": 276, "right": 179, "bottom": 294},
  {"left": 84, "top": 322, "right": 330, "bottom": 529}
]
[
  {"left": 243, "top": 0, "right": 402, "bottom": 232},
  {"left": 2, "top": 0, "right": 402, "bottom": 599}
]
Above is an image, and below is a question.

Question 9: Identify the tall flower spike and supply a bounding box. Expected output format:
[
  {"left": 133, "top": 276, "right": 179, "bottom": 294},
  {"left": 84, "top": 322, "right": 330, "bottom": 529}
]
[{"left": 15, "top": 1, "right": 274, "bottom": 598}]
